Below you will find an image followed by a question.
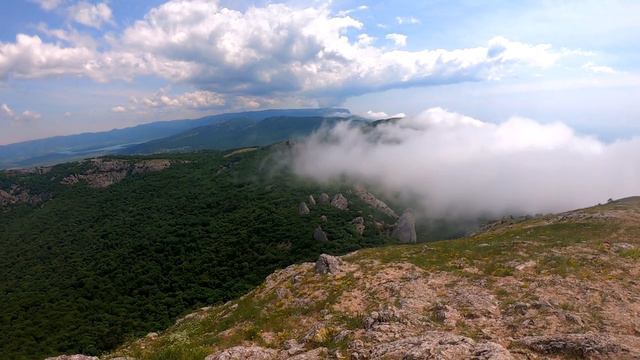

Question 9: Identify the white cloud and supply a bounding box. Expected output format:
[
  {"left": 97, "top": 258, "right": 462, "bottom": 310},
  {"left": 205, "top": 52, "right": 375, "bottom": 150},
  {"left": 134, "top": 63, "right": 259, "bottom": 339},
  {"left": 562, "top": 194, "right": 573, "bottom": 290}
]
[
  {"left": 385, "top": 33, "right": 407, "bottom": 47},
  {"left": 362, "top": 110, "right": 406, "bottom": 120},
  {"left": 111, "top": 106, "right": 126, "bottom": 113},
  {"left": 68, "top": 1, "right": 113, "bottom": 29},
  {"left": 582, "top": 62, "right": 617, "bottom": 74},
  {"left": 31, "top": 0, "right": 65, "bottom": 11},
  {"left": 396, "top": 16, "right": 420, "bottom": 25},
  {"left": 291, "top": 107, "right": 640, "bottom": 218},
  {"left": 131, "top": 89, "right": 225, "bottom": 111},
  {"left": 0, "top": 103, "right": 41, "bottom": 121},
  {"left": 0, "top": 1, "right": 586, "bottom": 104},
  {"left": 337, "top": 5, "right": 368, "bottom": 16}
]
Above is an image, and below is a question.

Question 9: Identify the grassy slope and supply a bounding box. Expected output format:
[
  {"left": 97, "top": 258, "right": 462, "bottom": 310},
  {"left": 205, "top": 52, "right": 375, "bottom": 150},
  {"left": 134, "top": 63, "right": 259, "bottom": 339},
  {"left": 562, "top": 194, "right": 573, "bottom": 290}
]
[{"left": 109, "top": 198, "right": 640, "bottom": 359}]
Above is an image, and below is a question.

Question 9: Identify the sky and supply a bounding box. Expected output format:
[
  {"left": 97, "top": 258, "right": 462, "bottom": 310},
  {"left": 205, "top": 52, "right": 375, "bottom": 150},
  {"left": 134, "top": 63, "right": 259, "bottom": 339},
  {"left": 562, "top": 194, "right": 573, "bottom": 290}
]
[{"left": 0, "top": 0, "right": 639, "bottom": 145}]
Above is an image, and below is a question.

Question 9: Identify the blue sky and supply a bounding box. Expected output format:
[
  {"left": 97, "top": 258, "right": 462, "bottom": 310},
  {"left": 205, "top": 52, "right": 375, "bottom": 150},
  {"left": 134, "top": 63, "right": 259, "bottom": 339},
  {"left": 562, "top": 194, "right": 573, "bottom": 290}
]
[{"left": 0, "top": 0, "right": 639, "bottom": 144}]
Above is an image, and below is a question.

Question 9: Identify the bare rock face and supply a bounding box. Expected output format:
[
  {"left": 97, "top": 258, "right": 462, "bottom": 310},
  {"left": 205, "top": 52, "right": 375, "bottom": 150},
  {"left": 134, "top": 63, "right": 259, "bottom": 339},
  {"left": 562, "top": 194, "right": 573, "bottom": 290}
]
[
  {"left": 298, "top": 202, "right": 310, "bottom": 215},
  {"left": 367, "top": 332, "right": 514, "bottom": 360},
  {"left": 331, "top": 193, "right": 348, "bottom": 210},
  {"left": 318, "top": 193, "right": 330, "bottom": 205},
  {"left": 517, "top": 333, "right": 634, "bottom": 358},
  {"left": 315, "top": 254, "right": 342, "bottom": 275},
  {"left": 44, "top": 355, "right": 99, "bottom": 360},
  {"left": 352, "top": 217, "right": 365, "bottom": 235},
  {"left": 353, "top": 184, "right": 398, "bottom": 218},
  {"left": 392, "top": 209, "right": 417, "bottom": 243},
  {"left": 205, "top": 345, "right": 278, "bottom": 360},
  {"left": 0, "top": 185, "right": 49, "bottom": 207},
  {"left": 308, "top": 195, "right": 316, "bottom": 206},
  {"left": 61, "top": 158, "right": 173, "bottom": 188},
  {"left": 313, "top": 226, "right": 328, "bottom": 242}
]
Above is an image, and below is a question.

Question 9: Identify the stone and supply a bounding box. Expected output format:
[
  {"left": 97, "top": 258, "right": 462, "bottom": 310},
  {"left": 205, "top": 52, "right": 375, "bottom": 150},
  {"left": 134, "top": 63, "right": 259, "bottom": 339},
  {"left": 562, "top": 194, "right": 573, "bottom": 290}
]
[
  {"left": 517, "top": 333, "right": 628, "bottom": 357},
  {"left": 353, "top": 184, "right": 398, "bottom": 218},
  {"left": 331, "top": 193, "right": 348, "bottom": 210},
  {"left": 308, "top": 195, "right": 316, "bottom": 206},
  {"left": 352, "top": 217, "right": 365, "bottom": 235},
  {"left": 320, "top": 215, "right": 328, "bottom": 222},
  {"left": 44, "top": 356, "right": 99, "bottom": 360},
  {"left": 299, "top": 202, "right": 310, "bottom": 215},
  {"left": 205, "top": 345, "right": 278, "bottom": 360},
  {"left": 313, "top": 226, "right": 328, "bottom": 242},
  {"left": 318, "top": 193, "right": 330, "bottom": 205},
  {"left": 392, "top": 209, "right": 417, "bottom": 243},
  {"left": 315, "top": 254, "right": 342, "bottom": 275}
]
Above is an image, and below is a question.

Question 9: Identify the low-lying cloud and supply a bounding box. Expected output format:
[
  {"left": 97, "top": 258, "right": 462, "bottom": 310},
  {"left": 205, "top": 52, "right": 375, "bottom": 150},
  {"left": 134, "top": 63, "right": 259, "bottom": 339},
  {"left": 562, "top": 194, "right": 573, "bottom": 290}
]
[{"left": 291, "top": 108, "right": 640, "bottom": 218}]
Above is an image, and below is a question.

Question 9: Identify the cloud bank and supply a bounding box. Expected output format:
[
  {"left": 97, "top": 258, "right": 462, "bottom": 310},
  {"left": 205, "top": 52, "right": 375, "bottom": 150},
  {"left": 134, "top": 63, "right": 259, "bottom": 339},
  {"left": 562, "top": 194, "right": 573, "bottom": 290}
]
[{"left": 291, "top": 108, "right": 640, "bottom": 218}]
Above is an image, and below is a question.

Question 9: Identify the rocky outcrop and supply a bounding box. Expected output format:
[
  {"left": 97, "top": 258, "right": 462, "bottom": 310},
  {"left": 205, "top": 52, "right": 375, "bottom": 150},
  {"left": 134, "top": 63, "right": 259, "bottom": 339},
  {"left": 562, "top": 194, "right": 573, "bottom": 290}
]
[
  {"left": 331, "top": 193, "right": 348, "bottom": 210},
  {"left": 318, "top": 193, "right": 330, "bottom": 205},
  {"left": 205, "top": 345, "right": 278, "bottom": 360},
  {"left": 44, "top": 355, "right": 98, "bottom": 360},
  {"left": 308, "top": 195, "right": 316, "bottom": 206},
  {"left": 0, "top": 185, "right": 49, "bottom": 207},
  {"left": 392, "top": 209, "right": 417, "bottom": 243},
  {"left": 298, "top": 202, "right": 310, "bottom": 215},
  {"left": 61, "top": 158, "right": 173, "bottom": 188},
  {"left": 365, "top": 333, "right": 513, "bottom": 360},
  {"left": 353, "top": 184, "right": 398, "bottom": 218},
  {"left": 517, "top": 333, "right": 637, "bottom": 358},
  {"left": 315, "top": 254, "right": 342, "bottom": 275},
  {"left": 313, "top": 226, "right": 328, "bottom": 242},
  {"left": 352, "top": 216, "right": 365, "bottom": 235}
]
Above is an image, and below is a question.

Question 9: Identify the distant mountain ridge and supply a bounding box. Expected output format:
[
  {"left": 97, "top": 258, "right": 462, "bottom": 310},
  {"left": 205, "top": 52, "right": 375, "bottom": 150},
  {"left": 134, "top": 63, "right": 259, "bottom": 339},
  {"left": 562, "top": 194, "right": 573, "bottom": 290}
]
[{"left": 0, "top": 108, "right": 350, "bottom": 169}]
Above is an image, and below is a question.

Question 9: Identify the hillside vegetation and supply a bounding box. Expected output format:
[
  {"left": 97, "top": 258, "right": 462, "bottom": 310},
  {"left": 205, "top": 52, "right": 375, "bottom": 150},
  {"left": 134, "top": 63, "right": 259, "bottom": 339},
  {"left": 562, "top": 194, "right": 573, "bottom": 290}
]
[
  {"left": 107, "top": 198, "right": 640, "bottom": 360},
  {"left": 1, "top": 145, "right": 462, "bottom": 360}
]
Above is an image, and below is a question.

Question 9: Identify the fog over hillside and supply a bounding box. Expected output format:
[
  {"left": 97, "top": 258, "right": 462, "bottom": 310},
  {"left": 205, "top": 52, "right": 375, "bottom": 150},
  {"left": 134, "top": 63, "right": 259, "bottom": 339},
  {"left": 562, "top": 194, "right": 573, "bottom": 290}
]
[{"left": 291, "top": 107, "right": 640, "bottom": 218}]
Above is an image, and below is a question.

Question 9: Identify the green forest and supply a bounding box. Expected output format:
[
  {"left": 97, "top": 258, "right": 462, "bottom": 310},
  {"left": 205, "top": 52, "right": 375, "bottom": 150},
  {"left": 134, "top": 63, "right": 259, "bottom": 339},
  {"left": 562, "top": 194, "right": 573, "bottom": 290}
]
[{"left": 0, "top": 146, "right": 403, "bottom": 359}]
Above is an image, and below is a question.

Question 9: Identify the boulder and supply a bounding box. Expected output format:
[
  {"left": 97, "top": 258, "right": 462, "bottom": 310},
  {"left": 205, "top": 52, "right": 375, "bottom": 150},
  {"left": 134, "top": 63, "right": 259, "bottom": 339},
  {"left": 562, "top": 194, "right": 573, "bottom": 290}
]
[
  {"left": 517, "top": 333, "right": 630, "bottom": 357},
  {"left": 313, "top": 226, "right": 328, "bottom": 242},
  {"left": 315, "top": 254, "right": 342, "bottom": 275},
  {"left": 392, "top": 209, "right": 417, "bottom": 243},
  {"left": 352, "top": 217, "right": 365, "bottom": 235},
  {"left": 308, "top": 195, "right": 316, "bottom": 206},
  {"left": 318, "top": 193, "right": 330, "bottom": 205},
  {"left": 320, "top": 215, "right": 328, "bottom": 222},
  {"left": 44, "top": 356, "right": 99, "bottom": 360},
  {"left": 298, "top": 202, "right": 310, "bottom": 215},
  {"left": 331, "top": 193, "right": 348, "bottom": 210}
]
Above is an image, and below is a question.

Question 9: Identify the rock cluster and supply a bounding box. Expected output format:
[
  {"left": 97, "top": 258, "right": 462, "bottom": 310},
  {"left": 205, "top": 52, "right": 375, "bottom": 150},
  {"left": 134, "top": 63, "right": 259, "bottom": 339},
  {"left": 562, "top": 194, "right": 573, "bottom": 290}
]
[{"left": 0, "top": 185, "right": 49, "bottom": 207}]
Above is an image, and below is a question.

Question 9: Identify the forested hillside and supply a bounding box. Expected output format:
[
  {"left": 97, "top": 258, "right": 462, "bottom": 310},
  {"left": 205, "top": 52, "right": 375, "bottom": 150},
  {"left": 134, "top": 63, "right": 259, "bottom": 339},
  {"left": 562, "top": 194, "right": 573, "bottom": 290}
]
[{"left": 0, "top": 145, "right": 452, "bottom": 360}]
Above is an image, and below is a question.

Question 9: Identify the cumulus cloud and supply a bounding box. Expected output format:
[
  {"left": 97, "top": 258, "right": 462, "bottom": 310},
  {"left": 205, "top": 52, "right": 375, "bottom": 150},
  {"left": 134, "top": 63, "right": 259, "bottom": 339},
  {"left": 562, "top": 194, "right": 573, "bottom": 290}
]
[
  {"left": 582, "top": 62, "right": 617, "bottom": 74},
  {"left": 131, "top": 89, "right": 225, "bottom": 110},
  {"left": 111, "top": 106, "right": 126, "bottom": 113},
  {"left": 0, "top": 1, "right": 587, "bottom": 104},
  {"left": 0, "top": 103, "right": 41, "bottom": 121},
  {"left": 385, "top": 33, "right": 407, "bottom": 47},
  {"left": 31, "top": 0, "right": 65, "bottom": 11},
  {"left": 68, "top": 1, "right": 113, "bottom": 29},
  {"left": 291, "top": 107, "right": 640, "bottom": 218}
]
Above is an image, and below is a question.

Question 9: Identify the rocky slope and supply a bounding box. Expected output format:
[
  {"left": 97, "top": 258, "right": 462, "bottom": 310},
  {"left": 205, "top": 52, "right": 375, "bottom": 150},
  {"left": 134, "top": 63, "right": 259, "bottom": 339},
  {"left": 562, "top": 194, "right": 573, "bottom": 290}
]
[{"left": 86, "top": 197, "right": 640, "bottom": 360}]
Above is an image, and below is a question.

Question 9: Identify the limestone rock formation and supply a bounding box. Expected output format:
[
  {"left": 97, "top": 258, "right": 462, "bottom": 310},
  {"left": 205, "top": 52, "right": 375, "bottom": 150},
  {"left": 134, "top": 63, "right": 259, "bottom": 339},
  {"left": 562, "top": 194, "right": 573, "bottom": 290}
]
[
  {"left": 352, "top": 216, "right": 365, "bottom": 235},
  {"left": 61, "top": 158, "right": 173, "bottom": 188},
  {"left": 392, "top": 209, "right": 417, "bottom": 243},
  {"left": 298, "top": 202, "right": 310, "bottom": 215},
  {"left": 0, "top": 185, "right": 49, "bottom": 207},
  {"left": 330, "top": 193, "right": 348, "bottom": 210},
  {"left": 318, "top": 193, "right": 330, "bottom": 205},
  {"left": 353, "top": 184, "right": 398, "bottom": 218},
  {"left": 315, "top": 254, "right": 342, "bottom": 275},
  {"left": 313, "top": 226, "right": 328, "bottom": 242},
  {"left": 517, "top": 333, "right": 637, "bottom": 358},
  {"left": 320, "top": 215, "right": 328, "bottom": 222},
  {"left": 308, "top": 195, "right": 316, "bottom": 206}
]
